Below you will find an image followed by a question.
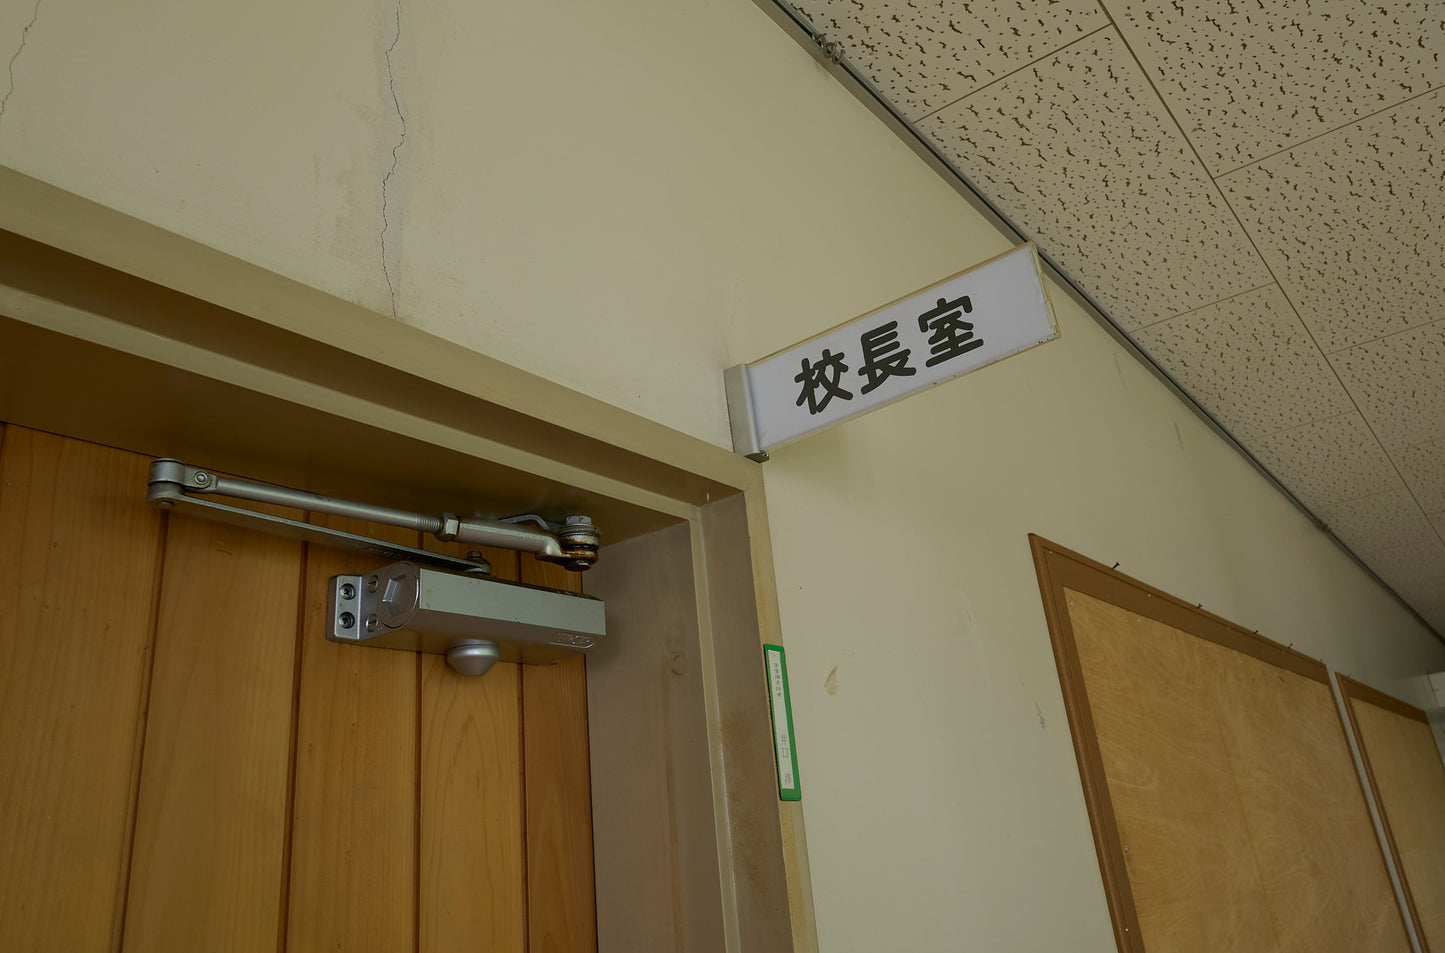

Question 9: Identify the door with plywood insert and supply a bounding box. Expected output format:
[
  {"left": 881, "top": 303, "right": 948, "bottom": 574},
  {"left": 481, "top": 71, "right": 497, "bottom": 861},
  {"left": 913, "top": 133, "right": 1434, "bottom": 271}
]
[
  {"left": 1339, "top": 675, "right": 1445, "bottom": 953},
  {"left": 0, "top": 423, "right": 597, "bottom": 953},
  {"left": 1031, "top": 536, "right": 1412, "bottom": 953}
]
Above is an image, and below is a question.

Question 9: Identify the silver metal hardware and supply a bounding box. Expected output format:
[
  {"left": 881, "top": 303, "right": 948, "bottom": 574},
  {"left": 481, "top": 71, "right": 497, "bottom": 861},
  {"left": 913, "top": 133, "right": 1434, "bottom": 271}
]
[
  {"left": 328, "top": 562, "right": 606, "bottom": 674},
  {"left": 723, "top": 364, "right": 769, "bottom": 462},
  {"left": 147, "top": 458, "right": 608, "bottom": 677},
  {"left": 146, "top": 458, "right": 600, "bottom": 571},
  {"left": 446, "top": 642, "right": 502, "bottom": 678},
  {"left": 502, "top": 514, "right": 554, "bottom": 530},
  {"left": 813, "top": 33, "right": 847, "bottom": 64}
]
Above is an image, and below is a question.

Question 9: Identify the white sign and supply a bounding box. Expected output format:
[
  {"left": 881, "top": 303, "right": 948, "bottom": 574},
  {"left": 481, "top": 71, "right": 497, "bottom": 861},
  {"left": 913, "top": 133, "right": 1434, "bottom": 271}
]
[{"left": 725, "top": 244, "right": 1057, "bottom": 457}]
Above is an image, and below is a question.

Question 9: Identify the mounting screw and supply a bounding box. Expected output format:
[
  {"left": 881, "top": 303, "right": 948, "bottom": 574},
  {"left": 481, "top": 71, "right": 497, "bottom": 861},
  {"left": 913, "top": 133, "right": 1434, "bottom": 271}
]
[
  {"left": 339, "top": 582, "right": 357, "bottom": 600},
  {"left": 814, "top": 33, "right": 846, "bottom": 64},
  {"left": 366, "top": 575, "right": 379, "bottom": 593},
  {"left": 339, "top": 611, "right": 356, "bottom": 629},
  {"left": 366, "top": 614, "right": 380, "bottom": 633}
]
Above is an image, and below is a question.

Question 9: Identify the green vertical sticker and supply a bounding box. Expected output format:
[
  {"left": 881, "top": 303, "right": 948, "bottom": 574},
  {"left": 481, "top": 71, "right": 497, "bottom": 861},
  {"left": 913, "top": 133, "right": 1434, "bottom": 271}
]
[{"left": 763, "top": 643, "right": 801, "bottom": 801}]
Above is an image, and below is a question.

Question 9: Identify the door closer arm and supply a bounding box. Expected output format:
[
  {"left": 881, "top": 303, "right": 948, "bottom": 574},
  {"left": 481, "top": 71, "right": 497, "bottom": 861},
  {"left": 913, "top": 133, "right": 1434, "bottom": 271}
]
[
  {"left": 144, "top": 459, "right": 606, "bottom": 677},
  {"left": 145, "top": 459, "right": 600, "bottom": 571}
]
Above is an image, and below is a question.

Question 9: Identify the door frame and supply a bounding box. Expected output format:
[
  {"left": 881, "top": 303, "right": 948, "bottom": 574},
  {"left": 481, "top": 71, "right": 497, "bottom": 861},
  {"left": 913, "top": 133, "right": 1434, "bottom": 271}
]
[{"left": 0, "top": 165, "right": 817, "bottom": 953}]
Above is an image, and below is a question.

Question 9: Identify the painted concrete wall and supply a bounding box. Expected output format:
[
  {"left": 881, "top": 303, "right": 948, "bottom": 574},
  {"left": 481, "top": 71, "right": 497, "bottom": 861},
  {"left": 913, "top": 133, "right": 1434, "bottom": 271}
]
[{"left": 3, "top": 0, "right": 1442, "bottom": 950}]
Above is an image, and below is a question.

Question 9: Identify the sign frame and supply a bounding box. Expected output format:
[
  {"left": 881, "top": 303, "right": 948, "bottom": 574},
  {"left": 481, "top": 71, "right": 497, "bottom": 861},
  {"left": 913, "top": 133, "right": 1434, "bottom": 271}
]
[{"left": 726, "top": 243, "right": 1058, "bottom": 459}]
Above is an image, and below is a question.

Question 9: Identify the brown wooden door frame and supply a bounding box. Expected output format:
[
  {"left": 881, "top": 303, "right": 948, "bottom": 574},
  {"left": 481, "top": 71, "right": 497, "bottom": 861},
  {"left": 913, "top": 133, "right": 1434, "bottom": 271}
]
[
  {"left": 0, "top": 179, "right": 817, "bottom": 952},
  {"left": 1030, "top": 534, "right": 1413, "bottom": 953}
]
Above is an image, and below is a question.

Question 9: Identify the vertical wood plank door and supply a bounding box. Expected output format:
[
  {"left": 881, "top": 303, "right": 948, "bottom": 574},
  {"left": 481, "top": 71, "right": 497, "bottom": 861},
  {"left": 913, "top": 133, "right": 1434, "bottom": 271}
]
[
  {"left": 285, "top": 514, "right": 422, "bottom": 953},
  {"left": 420, "top": 543, "right": 527, "bottom": 953},
  {"left": 1033, "top": 537, "right": 1411, "bottom": 953},
  {"left": 0, "top": 427, "right": 166, "bottom": 952},
  {"left": 519, "top": 559, "right": 599, "bottom": 953},
  {"left": 121, "top": 505, "right": 304, "bottom": 952},
  {"left": 0, "top": 424, "right": 597, "bottom": 953}
]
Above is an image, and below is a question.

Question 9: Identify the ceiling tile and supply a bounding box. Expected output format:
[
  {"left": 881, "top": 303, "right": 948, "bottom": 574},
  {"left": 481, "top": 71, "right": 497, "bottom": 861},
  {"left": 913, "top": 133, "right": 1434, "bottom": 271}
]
[
  {"left": 1251, "top": 413, "right": 1403, "bottom": 511},
  {"left": 1320, "top": 490, "right": 1430, "bottom": 555},
  {"left": 1398, "top": 440, "right": 1445, "bottom": 513},
  {"left": 1330, "top": 318, "right": 1445, "bottom": 450},
  {"left": 1133, "top": 285, "right": 1355, "bottom": 443},
  {"left": 1107, "top": 0, "right": 1445, "bottom": 174},
  {"left": 919, "top": 29, "right": 1271, "bottom": 329},
  {"left": 789, "top": 0, "right": 1106, "bottom": 118},
  {"left": 1219, "top": 92, "right": 1445, "bottom": 353},
  {"left": 1319, "top": 489, "right": 1445, "bottom": 618},
  {"left": 1392, "top": 573, "right": 1445, "bottom": 636}
]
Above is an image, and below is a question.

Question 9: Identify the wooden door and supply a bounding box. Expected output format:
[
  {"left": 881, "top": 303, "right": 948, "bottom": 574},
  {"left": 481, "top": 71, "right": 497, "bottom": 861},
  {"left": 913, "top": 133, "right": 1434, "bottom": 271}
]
[
  {"left": 1340, "top": 676, "right": 1445, "bottom": 952},
  {"left": 0, "top": 424, "right": 596, "bottom": 953},
  {"left": 1033, "top": 537, "right": 1411, "bottom": 953}
]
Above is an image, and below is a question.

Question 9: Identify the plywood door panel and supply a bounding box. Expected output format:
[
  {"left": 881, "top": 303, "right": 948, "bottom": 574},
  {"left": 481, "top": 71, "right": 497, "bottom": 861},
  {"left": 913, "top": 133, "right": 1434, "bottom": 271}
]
[
  {"left": 286, "top": 516, "right": 421, "bottom": 953},
  {"left": 0, "top": 426, "right": 166, "bottom": 952},
  {"left": 1066, "top": 589, "right": 1279, "bottom": 952},
  {"left": 1065, "top": 586, "right": 1410, "bottom": 953},
  {"left": 1351, "top": 696, "right": 1445, "bottom": 951},
  {"left": 420, "top": 544, "right": 527, "bottom": 953},
  {"left": 520, "top": 558, "right": 598, "bottom": 953},
  {"left": 1209, "top": 661, "right": 1407, "bottom": 952},
  {"left": 119, "top": 509, "right": 304, "bottom": 952}
]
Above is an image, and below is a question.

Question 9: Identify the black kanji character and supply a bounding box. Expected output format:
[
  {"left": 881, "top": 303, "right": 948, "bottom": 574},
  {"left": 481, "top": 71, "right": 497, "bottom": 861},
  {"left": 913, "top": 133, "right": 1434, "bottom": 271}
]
[
  {"left": 794, "top": 348, "right": 853, "bottom": 415},
  {"left": 917, "top": 295, "right": 984, "bottom": 367},
  {"left": 856, "top": 320, "right": 916, "bottom": 395}
]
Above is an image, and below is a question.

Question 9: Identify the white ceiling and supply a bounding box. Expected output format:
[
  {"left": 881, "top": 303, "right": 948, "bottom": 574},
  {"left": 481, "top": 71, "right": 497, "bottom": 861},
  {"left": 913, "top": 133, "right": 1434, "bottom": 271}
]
[{"left": 781, "top": 0, "right": 1445, "bottom": 634}]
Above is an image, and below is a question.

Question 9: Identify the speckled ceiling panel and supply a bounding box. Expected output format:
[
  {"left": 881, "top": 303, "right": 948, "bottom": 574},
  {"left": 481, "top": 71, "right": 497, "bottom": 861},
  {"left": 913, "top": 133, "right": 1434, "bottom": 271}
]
[
  {"left": 920, "top": 29, "right": 1271, "bottom": 329},
  {"left": 770, "top": 3, "right": 1445, "bottom": 632},
  {"left": 1319, "top": 489, "right": 1445, "bottom": 631},
  {"left": 788, "top": 0, "right": 1105, "bottom": 118},
  {"left": 1398, "top": 440, "right": 1445, "bottom": 514},
  {"left": 1416, "top": 597, "right": 1445, "bottom": 635},
  {"left": 1220, "top": 92, "right": 1445, "bottom": 354},
  {"left": 1133, "top": 285, "right": 1355, "bottom": 444},
  {"left": 1251, "top": 413, "right": 1404, "bottom": 512},
  {"left": 1330, "top": 319, "right": 1445, "bottom": 451},
  {"left": 1107, "top": 0, "right": 1445, "bottom": 175}
]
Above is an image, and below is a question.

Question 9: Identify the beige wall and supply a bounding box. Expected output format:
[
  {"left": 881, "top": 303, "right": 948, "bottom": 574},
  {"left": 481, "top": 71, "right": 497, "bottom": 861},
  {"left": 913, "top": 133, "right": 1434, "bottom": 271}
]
[
  {"left": 0, "top": 0, "right": 984, "bottom": 448},
  {"left": 3, "top": 0, "right": 1442, "bottom": 950}
]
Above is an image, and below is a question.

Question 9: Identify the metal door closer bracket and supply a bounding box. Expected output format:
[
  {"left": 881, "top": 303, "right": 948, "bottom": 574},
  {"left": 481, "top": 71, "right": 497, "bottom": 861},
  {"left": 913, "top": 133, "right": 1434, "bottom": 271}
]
[{"left": 146, "top": 459, "right": 606, "bottom": 677}]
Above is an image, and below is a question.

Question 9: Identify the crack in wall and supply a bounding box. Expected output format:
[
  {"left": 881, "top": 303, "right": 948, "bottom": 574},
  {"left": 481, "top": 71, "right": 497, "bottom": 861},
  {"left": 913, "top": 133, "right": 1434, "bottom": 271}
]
[
  {"left": 0, "top": 0, "right": 43, "bottom": 132},
  {"left": 379, "top": 2, "right": 407, "bottom": 318}
]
